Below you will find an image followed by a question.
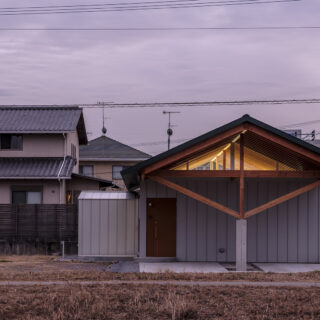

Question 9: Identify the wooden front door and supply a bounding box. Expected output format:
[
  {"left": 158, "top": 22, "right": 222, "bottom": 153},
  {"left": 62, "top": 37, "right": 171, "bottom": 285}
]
[{"left": 146, "top": 198, "right": 176, "bottom": 257}]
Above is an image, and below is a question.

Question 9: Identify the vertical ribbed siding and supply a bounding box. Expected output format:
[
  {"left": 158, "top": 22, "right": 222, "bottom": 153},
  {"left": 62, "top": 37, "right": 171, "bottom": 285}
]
[
  {"left": 78, "top": 198, "right": 138, "bottom": 257},
  {"left": 141, "top": 178, "right": 320, "bottom": 263}
]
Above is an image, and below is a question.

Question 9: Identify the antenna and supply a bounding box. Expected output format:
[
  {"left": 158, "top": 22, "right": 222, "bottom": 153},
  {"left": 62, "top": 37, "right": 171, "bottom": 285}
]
[
  {"left": 97, "top": 101, "right": 112, "bottom": 135},
  {"left": 163, "top": 110, "right": 180, "bottom": 150}
]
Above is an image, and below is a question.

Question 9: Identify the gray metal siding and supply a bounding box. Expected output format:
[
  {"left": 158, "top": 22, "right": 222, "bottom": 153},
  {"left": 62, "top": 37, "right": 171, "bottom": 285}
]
[
  {"left": 140, "top": 178, "right": 320, "bottom": 263},
  {"left": 79, "top": 198, "right": 138, "bottom": 256}
]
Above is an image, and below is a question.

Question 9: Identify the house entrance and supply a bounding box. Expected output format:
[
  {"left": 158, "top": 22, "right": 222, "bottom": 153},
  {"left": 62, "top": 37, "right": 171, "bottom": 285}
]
[{"left": 146, "top": 198, "right": 176, "bottom": 257}]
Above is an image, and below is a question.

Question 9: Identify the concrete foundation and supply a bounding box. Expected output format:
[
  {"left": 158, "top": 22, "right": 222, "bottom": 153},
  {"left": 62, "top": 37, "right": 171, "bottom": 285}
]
[
  {"left": 139, "top": 262, "right": 228, "bottom": 273},
  {"left": 236, "top": 219, "right": 247, "bottom": 271},
  {"left": 254, "top": 263, "right": 320, "bottom": 273}
]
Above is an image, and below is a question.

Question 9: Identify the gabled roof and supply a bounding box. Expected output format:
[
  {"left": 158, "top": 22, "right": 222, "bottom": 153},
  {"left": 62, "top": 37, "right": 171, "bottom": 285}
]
[
  {"left": 0, "top": 106, "right": 87, "bottom": 144},
  {"left": 122, "top": 114, "right": 320, "bottom": 191},
  {"left": 79, "top": 135, "right": 151, "bottom": 161},
  {"left": 0, "top": 157, "right": 75, "bottom": 179}
]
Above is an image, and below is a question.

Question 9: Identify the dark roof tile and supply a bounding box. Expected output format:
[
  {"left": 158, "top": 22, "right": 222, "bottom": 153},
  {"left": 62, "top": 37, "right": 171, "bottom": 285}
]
[
  {"left": 0, "top": 106, "right": 87, "bottom": 144},
  {"left": 79, "top": 135, "right": 150, "bottom": 161},
  {"left": 0, "top": 157, "right": 75, "bottom": 178}
]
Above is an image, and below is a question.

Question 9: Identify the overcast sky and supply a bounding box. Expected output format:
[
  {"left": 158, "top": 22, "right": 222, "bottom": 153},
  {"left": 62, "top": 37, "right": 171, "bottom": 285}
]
[{"left": 0, "top": 0, "right": 320, "bottom": 155}]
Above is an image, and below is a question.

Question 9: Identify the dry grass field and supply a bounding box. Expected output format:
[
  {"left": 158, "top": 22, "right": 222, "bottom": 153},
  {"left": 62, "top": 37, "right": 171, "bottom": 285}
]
[
  {"left": 1, "top": 284, "right": 320, "bottom": 319},
  {"left": 1, "top": 256, "right": 320, "bottom": 319},
  {"left": 1, "top": 255, "right": 320, "bottom": 282}
]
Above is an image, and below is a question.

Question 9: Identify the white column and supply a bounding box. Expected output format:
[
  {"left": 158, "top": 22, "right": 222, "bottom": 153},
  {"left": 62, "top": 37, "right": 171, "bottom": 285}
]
[
  {"left": 236, "top": 219, "right": 247, "bottom": 271},
  {"left": 139, "top": 181, "right": 147, "bottom": 257}
]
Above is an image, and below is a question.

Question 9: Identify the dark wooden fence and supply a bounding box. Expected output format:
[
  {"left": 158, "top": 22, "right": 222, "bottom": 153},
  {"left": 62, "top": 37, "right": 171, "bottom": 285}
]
[{"left": 0, "top": 204, "right": 78, "bottom": 255}]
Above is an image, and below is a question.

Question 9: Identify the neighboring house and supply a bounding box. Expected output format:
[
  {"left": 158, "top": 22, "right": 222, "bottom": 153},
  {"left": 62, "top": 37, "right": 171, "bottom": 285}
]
[
  {"left": 121, "top": 114, "right": 320, "bottom": 270},
  {"left": 79, "top": 135, "right": 150, "bottom": 189},
  {"left": 0, "top": 106, "right": 115, "bottom": 205}
]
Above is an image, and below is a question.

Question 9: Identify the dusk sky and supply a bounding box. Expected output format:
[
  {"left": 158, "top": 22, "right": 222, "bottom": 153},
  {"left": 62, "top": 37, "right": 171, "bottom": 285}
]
[{"left": 0, "top": 0, "right": 319, "bottom": 154}]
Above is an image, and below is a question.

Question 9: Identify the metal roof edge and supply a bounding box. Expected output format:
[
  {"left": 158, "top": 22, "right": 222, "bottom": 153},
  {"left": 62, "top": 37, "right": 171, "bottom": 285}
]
[{"left": 78, "top": 191, "right": 136, "bottom": 200}]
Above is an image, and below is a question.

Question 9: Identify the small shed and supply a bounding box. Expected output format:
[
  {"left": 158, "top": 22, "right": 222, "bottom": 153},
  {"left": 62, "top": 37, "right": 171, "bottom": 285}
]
[{"left": 78, "top": 191, "right": 138, "bottom": 257}]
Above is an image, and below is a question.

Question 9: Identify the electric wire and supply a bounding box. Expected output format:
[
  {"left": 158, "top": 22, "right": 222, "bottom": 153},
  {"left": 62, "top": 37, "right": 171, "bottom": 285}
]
[
  {"left": 1, "top": 26, "right": 319, "bottom": 31},
  {"left": 0, "top": 0, "right": 300, "bottom": 16},
  {"left": 3, "top": 99, "right": 320, "bottom": 109}
]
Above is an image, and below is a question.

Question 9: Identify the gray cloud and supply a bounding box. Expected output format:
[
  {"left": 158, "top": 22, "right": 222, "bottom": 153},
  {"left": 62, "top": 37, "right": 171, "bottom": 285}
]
[{"left": 0, "top": 0, "right": 320, "bottom": 154}]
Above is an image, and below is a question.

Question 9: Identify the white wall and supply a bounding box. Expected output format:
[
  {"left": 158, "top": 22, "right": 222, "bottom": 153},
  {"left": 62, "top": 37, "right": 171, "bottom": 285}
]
[
  {"left": 0, "top": 180, "right": 60, "bottom": 204},
  {"left": 0, "top": 134, "right": 64, "bottom": 157}
]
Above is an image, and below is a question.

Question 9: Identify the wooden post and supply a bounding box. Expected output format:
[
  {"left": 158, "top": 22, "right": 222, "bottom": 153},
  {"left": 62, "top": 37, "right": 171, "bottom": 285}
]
[
  {"left": 223, "top": 150, "right": 226, "bottom": 170},
  {"left": 240, "top": 134, "right": 245, "bottom": 219},
  {"left": 230, "top": 143, "right": 235, "bottom": 170}
]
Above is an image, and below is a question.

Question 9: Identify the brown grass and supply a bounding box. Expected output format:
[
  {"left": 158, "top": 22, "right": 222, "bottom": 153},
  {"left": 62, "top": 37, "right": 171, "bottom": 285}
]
[
  {"left": 0, "top": 284, "right": 320, "bottom": 319},
  {"left": 1, "top": 256, "right": 320, "bottom": 282}
]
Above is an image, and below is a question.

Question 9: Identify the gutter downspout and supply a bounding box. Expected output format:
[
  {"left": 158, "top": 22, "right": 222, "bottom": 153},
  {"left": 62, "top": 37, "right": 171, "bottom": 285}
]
[{"left": 58, "top": 133, "right": 67, "bottom": 204}]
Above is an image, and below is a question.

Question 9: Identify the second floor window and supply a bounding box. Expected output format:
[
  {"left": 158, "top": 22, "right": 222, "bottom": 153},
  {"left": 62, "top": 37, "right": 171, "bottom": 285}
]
[
  {"left": 79, "top": 165, "right": 93, "bottom": 176},
  {"left": 112, "top": 165, "right": 129, "bottom": 180},
  {"left": 0, "top": 134, "right": 22, "bottom": 150}
]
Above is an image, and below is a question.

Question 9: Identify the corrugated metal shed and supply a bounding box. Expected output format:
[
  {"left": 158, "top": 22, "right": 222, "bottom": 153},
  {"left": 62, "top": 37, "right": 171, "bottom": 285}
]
[
  {"left": 78, "top": 191, "right": 138, "bottom": 257},
  {"left": 79, "top": 135, "right": 150, "bottom": 161},
  {"left": 0, "top": 157, "right": 75, "bottom": 178},
  {"left": 0, "top": 106, "right": 87, "bottom": 144}
]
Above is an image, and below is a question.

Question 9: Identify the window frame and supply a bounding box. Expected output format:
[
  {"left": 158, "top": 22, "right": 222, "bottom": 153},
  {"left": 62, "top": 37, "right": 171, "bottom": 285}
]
[
  {"left": 79, "top": 165, "right": 94, "bottom": 177},
  {"left": 0, "top": 134, "right": 23, "bottom": 151},
  {"left": 112, "top": 165, "right": 130, "bottom": 180},
  {"left": 11, "top": 186, "right": 43, "bottom": 204}
]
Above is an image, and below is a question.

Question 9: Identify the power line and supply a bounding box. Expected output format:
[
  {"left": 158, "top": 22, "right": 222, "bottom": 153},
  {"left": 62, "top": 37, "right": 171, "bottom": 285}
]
[
  {"left": 0, "top": 0, "right": 300, "bottom": 15},
  {"left": 3, "top": 99, "right": 320, "bottom": 109},
  {"left": 1, "top": 26, "right": 319, "bottom": 31},
  {"left": 280, "top": 119, "right": 320, "bottom": 128},
  {"left": 0, "top": 0, "right": 274, "bottom": 10},
  {"left": 80, "top": 99, "right": 320, "bottom": 108}
]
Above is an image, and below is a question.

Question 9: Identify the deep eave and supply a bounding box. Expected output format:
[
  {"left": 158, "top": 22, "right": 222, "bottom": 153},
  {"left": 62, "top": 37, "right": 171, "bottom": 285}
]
[{"left": 121, "top": 114, "right": 320, "bottom": 191}]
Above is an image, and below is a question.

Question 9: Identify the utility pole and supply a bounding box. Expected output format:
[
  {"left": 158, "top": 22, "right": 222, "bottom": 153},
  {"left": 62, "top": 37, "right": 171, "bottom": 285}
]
[{"left": 163, "top": 111, "right": 180, "bottom": 150}]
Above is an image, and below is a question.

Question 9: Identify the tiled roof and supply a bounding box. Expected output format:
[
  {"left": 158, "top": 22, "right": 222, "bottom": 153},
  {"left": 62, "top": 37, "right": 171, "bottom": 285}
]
[
  {"left": 0, "top": 106, "right": 87, "bottom": 144},
  {"left": 79, "top": 135, "right": 150, "bottom": 161},
  {"left": 0, "top": 157, "right": 75, "bottom": 178}
]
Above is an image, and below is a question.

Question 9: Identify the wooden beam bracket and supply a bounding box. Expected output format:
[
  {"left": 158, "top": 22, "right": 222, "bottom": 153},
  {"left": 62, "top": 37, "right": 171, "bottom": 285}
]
[
  {"left": 245, "top": 179, "right": 320, "bottom": 218},
  {"left": 149, "top": 175, "right": 240, "bottom": 219}
]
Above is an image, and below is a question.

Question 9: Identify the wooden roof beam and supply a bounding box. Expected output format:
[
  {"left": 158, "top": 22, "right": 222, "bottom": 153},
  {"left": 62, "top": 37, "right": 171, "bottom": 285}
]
[{"left": 152, "top": 170, "right": 320, "bottom": 178}]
